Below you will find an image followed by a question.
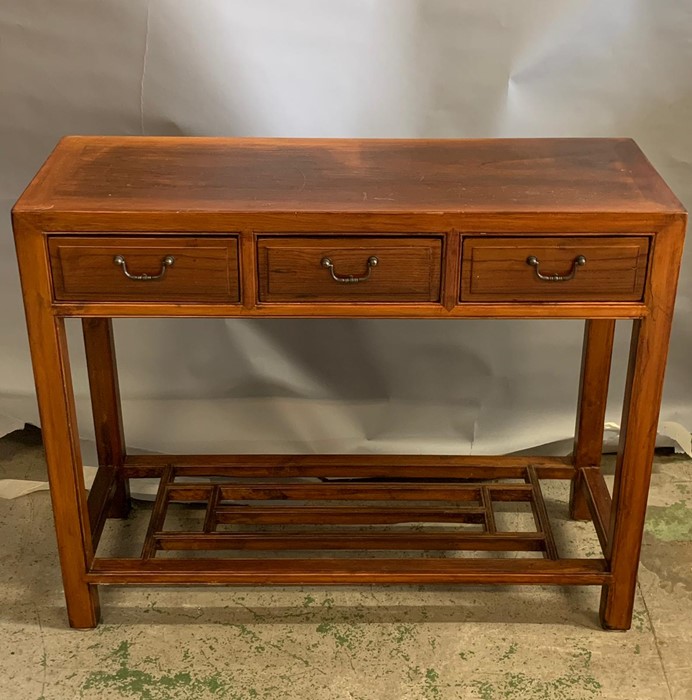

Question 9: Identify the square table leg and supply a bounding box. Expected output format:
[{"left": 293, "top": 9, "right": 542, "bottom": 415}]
[
  {"left": 570, "top": 319, "right": 616, "bottom": 521},
  {"left": 600, "top": 220, "right": 685, "bottom": 630},
  {"left": 15, "top": 222, "right": 101, "bottom": 629},
  {"left": 82, "top": 318, "right": 130, "bottom": 518}
]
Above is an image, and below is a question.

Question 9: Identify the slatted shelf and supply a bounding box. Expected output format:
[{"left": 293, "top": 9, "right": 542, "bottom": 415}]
[{"left": 138, "top": 464, "right": 560, "bottom": 561}]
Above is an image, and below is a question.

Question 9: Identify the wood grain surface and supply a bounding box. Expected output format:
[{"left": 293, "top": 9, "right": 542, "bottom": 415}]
[
  {"left": 258, "top": 236, "right": 442, "bottom": 302},
  {"left": 49, "top": 236, "right": 239, "bottom": 302},
  {"left": 14, "top": 137, "right": 684, "bottom": 217},
  {"left": 461, "top": 236, "right": 649, "bottom": 302}
]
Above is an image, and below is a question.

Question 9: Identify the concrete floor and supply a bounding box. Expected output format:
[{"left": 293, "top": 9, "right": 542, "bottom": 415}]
[{"left": 1, "top": 426, "right": 691, "bottom": 700}]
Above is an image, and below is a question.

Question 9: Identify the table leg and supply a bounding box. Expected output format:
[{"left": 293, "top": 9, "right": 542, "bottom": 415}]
[
  {"left": 83, "top": 318, "right": 130, "bottom": 518},
  {"left": 15, "top": 222, "right": 100, "bottom": 628},
  {"left": 600, "top": 221, "right": 685, "bottom": 630},
  {"left": 570, "top": 319, "right": 615, "bottom": 520}
]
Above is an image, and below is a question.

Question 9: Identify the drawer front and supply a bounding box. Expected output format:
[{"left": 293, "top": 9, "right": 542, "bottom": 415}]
[
  {"left": 49, "top": 236, "right": 240, "bottom": 302},
  {"left": 461, "top": 236, "right": 649, "bottom": 302},
  {"left": 258, "top": 237, "right": 443, "bottom": 303}
]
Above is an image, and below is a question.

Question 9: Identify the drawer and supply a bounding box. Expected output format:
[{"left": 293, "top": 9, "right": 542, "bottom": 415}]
[
  {"left": 49, "top": 236, "right": 240, "bottom": 302},
  {"left": 460, "top": 236, "right": 649, "bottom": 302},
  {"left": 257, "top": 237, "right": 442, "bottom": 303}
]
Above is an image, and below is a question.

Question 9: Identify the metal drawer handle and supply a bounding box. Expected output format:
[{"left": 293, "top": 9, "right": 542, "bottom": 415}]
[
  {"left": 113, "top": 254, "right": 175, "bottom": 281},
  {"left": 526, "top": 254, "right": 586, "bottom": 282},
  {"left": 321, "top": 255, "right": 379, "bottom": 283}
]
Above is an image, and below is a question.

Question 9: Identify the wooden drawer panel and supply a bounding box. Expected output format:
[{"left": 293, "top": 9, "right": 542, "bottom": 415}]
[
  {"left": 258, "top": 237, "right": 442, "bottom": 303},
  {"left": 461, "top": 236, "right": 649, "bottom": 302},
  {"left": 49, "top": 236, "right": 239, "bottom": 302}
]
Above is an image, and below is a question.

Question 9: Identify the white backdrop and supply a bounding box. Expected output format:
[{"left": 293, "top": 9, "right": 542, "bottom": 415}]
[{"left": 1, "top": 0, "right": 691, "bottom": 458}]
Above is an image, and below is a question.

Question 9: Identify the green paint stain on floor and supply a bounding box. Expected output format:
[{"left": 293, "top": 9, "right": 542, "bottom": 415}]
[
  {"left": 81, "top": 640, "right": 235, "bottom": 699},
  {"left": 631, "top": 609, "right": 649, "bottom": 633},
  {"left": 393, "top": 623, "right": 416, "bottom": 645},
  {"left": 387, "top": 625, "right": 416, "bottom": 663},
  {"left": 232, "top": 624, "right": 269, "bottom": 655},
  {"left": 462, "top": 646, "right": 601, "bottom": 700},
  {"left": 424, "top": 668, "right": 441, "bottom": 699},
  {"left": 498, "top": 642, "right": 518, "bottom": 662},
  {"left": 315, "top": 621, "right": 364, "bottom": 652},
  {"left": 473, "top": 680, "right": 495, "bottom": 700},
  {"left": 646, "top": 501, "right": 692, "bottom": 541},
  {"left": 499, "top": 670, "right": 601, "bottom": 699},
  {"left": 469, "top": 671, "right": 601, "bottom": 700},
  {"left": 391, "top": 640, "right": 603, "bottom": 700}
]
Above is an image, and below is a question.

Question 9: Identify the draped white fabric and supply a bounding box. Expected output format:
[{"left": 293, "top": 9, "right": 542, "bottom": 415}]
[{"left": 1, "top": 0, "right": 691, "bottom": 457}]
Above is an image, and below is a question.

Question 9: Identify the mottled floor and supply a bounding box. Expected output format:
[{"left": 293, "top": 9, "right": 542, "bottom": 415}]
[{"left": 1, "top": 426, "right": 691, "bottom": 700}]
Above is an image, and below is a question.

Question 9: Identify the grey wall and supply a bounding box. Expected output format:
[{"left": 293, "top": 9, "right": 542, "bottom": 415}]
[{"left": 1, "top": 0, "right": 690, "bottom": 455}]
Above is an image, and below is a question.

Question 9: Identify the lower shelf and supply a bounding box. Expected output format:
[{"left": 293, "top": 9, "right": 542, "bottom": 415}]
[
  {"left": 89, "top": 459, "right": 611, "bottom": 586},
  {"left": 138, "top": 464, "right": 559, "bottom": 560}
]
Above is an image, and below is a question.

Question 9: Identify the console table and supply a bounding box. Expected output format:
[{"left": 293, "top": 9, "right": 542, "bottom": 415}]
[{"left": 12, "top": 137, "right": 686, "bottom": 629}]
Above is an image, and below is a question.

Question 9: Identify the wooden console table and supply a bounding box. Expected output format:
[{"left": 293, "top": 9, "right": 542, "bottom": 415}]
[{"left": 12, "top": 137, "right": 686, "bottom": 629}]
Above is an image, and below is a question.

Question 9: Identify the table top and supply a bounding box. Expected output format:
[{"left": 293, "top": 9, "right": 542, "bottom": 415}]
[{"left": 14, "top": 136, "right": 685, "bottom": 218}]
